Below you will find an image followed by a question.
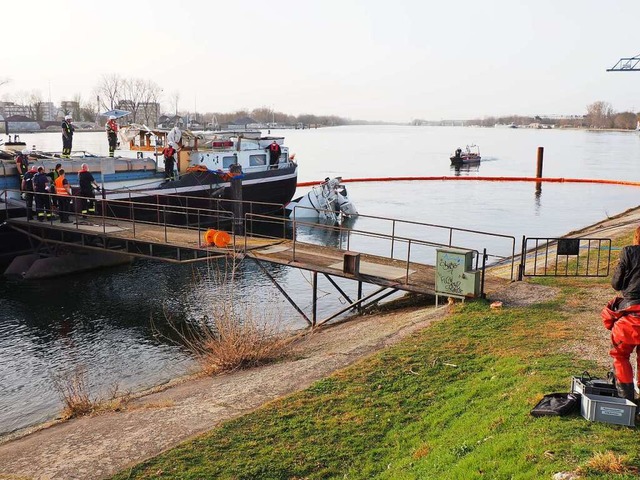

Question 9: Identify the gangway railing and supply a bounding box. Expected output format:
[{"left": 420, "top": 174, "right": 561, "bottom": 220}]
[{"left": 284, "top": 206, "right": 517, "bottom": 280}]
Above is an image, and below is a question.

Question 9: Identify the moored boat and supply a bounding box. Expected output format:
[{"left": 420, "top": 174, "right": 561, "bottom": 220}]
[{"left": 0, "top": 126, "right": 299, "bottom": 223}]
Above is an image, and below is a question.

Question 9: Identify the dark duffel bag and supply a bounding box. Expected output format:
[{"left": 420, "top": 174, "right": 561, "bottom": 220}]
[{"left": 530, "top": 393, "right": 580, "bottom": 417}]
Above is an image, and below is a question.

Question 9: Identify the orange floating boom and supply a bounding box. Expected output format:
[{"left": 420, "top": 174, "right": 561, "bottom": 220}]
[{"left": 296, "top": 177, "right": 640, "bottom": 188}]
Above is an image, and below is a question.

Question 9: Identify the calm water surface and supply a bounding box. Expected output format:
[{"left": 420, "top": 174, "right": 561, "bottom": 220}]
[{"left": 2, "top": 125, "right": 639, "bottom": 435}]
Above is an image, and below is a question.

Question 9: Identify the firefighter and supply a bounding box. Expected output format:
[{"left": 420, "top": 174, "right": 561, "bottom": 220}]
[
  {"left": 15, "top": 148, "right": 29, "bottom": 180},
  {"left": 162, "top": 142, "right": 177, "bottom": 179},
  {"left": 33, "top": 166, "right": 52, "bottom": 221},
  {"left": 21, "top": 165, "right": 37, "bottom": 220},
  {"left": 105, "top": 115, "right": 118, "bottom": 157},
  {"left": 61, "top": 115, "right": 74, "bottom": 158},
  {"left": 54, "top": 168, "right": 73, "bottom": 223},
  {"left": 267, "top": 140, "right": 281, "bottom": 169},
  {"left": 78, "top": 163, "right": 100, "bottom": 217},
  {"left": 602, "top": 225, "right": 640, "bottom": 404}
]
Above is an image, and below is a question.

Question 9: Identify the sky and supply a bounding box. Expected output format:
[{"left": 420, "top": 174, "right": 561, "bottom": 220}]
[{"left": 3, "top": 0, "right": 640, "bottom": 122}]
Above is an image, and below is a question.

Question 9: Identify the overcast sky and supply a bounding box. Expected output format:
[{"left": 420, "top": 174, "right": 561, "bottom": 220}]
[{"left": 3, "top": 0, "right": 640, "bottom": 122}]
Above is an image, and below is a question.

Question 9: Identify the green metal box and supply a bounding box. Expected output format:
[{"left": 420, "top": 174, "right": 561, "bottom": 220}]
[{"left": 436, "top": 248, "right": 480, "bottom": 298}]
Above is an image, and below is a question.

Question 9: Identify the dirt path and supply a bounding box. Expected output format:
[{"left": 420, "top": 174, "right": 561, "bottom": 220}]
[{"left": 1, "top": 206, "right": 636, "bottom": 480}]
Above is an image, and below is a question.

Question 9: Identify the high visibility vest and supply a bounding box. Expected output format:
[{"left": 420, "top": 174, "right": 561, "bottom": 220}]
[
  {"left": 106, "top": 120, "right": 118, "bottom": 133},
  {"left": 55, "top": 176, "right": 70, "bottom": 196}
]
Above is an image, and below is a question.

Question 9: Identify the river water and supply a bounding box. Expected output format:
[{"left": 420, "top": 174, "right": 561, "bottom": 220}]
[{"left": 2, "top": 125, "right": 639, "bottom": 435}]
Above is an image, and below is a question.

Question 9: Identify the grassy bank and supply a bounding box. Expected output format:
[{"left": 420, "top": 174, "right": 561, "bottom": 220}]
[{"left": 112, "top": 239, "right": 639, "bottom": 479}]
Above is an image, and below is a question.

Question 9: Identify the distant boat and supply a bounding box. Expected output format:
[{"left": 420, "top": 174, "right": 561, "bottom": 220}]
[{"left": 450, "top": 144, "right": 481, "bottom": 164}]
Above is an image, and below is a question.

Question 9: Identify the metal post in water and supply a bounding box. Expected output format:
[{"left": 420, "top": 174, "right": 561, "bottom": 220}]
[
  {"left": 536, "top": 147, "right": 544, "bottom": 194},
  {"left": 230, "top": 165, "right": 244, "bottom": 235}
]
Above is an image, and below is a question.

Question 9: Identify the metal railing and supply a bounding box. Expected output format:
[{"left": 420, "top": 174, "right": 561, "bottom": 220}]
[{"left": 519, "top": 237, "right": 612, "bottom": 278}]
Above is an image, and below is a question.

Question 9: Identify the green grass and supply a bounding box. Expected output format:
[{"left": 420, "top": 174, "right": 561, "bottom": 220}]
[{"left": 112, "top": 282, "right": 640, "bottom": 480}]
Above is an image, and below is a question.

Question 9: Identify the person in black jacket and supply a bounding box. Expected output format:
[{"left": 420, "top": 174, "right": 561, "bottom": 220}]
[
  {"left": 61, "top": 115, "right": 74, "bottom": 158},
  {"left": 78, "top": 163, "right": 100, "bottom": 216},
  {"left": 33, "top": 166, "right": 52, "bottom": 221},
  {"left": 21, "top": 165, "right": 37, "bottom": 220},
  {"left": 611, "top": 230, "right": 640, "bottom": 310}
]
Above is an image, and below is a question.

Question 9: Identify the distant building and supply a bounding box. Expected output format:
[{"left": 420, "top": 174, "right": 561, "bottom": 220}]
[
  {"left": 60, "top": 100, "right": 80, "bottom": 115},
  {"left": 0, "top": 102, "right": 32, "bottom": 118},
  {"left": 5, "top": 115, "right": 40, "bottom": 133},
  {"left": 228, "top": 116, "right": 257, "bottom": 129}
]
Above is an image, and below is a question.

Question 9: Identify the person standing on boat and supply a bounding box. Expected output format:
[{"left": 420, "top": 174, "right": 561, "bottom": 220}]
[
  {"left": 21, "top": 165, "right": 37, "bottom": 220},
  {"left": 33, "top": 166, "right": 52, "bottom": 222},
  {"left": 15, "top": 148, "right": 29, "bottom": 181},
  {"left": 162, "top": 142, "right": 177, "bottom": 180},
  {"left": 61, "top": 115, "right": 74, "bottom": 159},
  {"left": 54, "top": 169, "right": 72, "bottom": 223},
  {"left": 105, "top": 115, "right": 119, "bottom": 157},
  {"left": 78, "top": 163, "right": 100, "bottom": 217},
  {"left": 47, "top": 163, "right": 62, "bottom": 211},
  {"left": 267, "top": 140, "right": 281, "bottom": 169},
  {"left": 167, "top": 123, "right": 182, "bottom": 147}
]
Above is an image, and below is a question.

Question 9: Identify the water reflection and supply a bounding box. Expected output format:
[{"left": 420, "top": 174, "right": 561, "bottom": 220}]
[{"left": 450, "top": 162, "right": 481, "bottom": 176}]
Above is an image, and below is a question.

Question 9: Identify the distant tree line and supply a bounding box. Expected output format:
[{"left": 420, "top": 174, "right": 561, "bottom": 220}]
[
  {"left": 1, "top": 74, "right": 361, "bottom": 127},
  {"left": 413, "top": 101, "right": 640, "bottom": 130}
]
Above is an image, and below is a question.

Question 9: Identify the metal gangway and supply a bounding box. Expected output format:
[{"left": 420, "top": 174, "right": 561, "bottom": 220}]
[{"left": 2, "top": 189, "right": 517, "bottom": 325}]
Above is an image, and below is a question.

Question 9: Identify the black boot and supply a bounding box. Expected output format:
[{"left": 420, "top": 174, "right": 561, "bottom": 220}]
[{"left": 616, "top": 382, "right": 636, "bottom": 403}]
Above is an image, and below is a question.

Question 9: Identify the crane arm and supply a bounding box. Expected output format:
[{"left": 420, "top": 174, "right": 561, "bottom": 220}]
[{"left": 607, "top": 54, "right": 640, "bottom": 71}]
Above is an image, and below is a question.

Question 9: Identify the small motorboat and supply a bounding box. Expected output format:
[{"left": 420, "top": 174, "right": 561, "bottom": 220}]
[
  {"left": 450, "top": 144, "right": 481, "bottom": 164},
  {"left": 286, "top": 177, "right": 358, "bottom": 223}
]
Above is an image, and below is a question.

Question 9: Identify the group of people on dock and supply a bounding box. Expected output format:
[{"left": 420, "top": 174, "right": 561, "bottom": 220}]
[{"left": 18, "top": 152, "right": 100, "bottom": 223}]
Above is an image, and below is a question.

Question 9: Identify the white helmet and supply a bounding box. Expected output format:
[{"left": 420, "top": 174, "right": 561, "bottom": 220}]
[
  {"left": 21, "top": 148, "right": 29, "bottom": 155},
  {"left": 109, "top": 115, "right": 116, "bottom": 120},
  {"left": 64, "top": 114, "right": 72, "bottom": 120}
]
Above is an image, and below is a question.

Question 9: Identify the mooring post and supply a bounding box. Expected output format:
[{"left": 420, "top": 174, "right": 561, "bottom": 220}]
[
  {"left": 312, "top": 272, "right": 318, "bottom": 326},
  {"left": 535, "top": 146, "right": 544, "bottom": 194},
  {"left": 230, "top": 164, "right": 244, "bottom": 235}
]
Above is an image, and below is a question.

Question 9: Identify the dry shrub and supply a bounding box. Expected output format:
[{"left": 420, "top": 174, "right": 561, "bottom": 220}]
[
  {"left": 52, "top": 366, "right": 95, "bottom": 419},
  {"left": 165, "top": 258, "right": 295, "bottom": 375},
  {"left": 52, "top": 368, "right": 131, "bottom": 419},
  {"left": 579, "top": 450, "right": 637, "bottom": 475},
  {"left": 181, "top": 304, "right": 293, "bottom": 375}
]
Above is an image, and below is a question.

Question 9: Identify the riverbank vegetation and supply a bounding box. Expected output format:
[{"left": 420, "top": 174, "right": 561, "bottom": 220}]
[{"left": 111, "top": 230, "right": 639, "bottom": 479}]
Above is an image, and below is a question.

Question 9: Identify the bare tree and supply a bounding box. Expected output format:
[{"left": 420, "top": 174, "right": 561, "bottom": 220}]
[
  {"left": 28, "top": 91, "right": 45, "bottom": 121},
  {"left": 140, "top": 80, "right": 162, "bottom": 127},
  {"left": 586, "top": 101, "right": 614, "bottom": 129},
  {"left": 72, "top": 93, "right": 83, "bottom": 120},
  {"left": 96, "top": 74, "right": 124, "bottom": 111},
  {"left": 613, "top": 111, "right": 638, "bottom": 130}
]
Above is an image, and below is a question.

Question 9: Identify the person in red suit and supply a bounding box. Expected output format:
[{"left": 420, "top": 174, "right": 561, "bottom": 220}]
[{"left": 602, "top": 226, "right": 640, "bottom": 404}]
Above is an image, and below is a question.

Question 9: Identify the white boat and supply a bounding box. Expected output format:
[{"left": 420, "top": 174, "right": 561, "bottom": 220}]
[{"left": 286, "top": 177, "right": 358, "bottom": 223}]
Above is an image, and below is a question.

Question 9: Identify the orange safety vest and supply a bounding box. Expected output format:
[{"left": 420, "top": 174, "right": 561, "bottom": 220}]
[{"left": 55, "top": 176, "right": 70, "bottom": 195}]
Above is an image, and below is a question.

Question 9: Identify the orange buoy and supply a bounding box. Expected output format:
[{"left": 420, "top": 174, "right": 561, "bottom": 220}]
[{"left": 204, "top": 229, "right": 231, "bottom": 247}]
